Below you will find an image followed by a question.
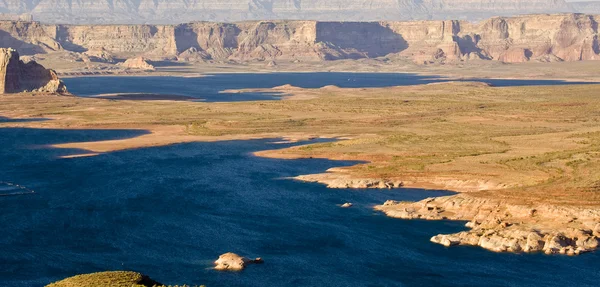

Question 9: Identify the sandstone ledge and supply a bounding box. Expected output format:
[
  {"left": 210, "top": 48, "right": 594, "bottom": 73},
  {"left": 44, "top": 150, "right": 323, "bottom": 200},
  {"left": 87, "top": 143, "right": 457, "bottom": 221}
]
[
  {"left": 294, "top": 173, "right": 403, "bottom": 189},
  {"left": 375, "top": 194, "right": 600, "bottom": 255}
]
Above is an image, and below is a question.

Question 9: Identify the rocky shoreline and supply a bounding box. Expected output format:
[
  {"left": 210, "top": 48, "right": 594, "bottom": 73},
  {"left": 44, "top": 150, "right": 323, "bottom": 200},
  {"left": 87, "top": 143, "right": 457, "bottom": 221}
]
[
  {"left": 294, "top": 173, "right": 404, "bottom": 189},
  {"left": 292, "top": 167, "right": 600, "bottom": 256},
  {"left": 375, "top": 194, "right": 600, "bottom": 256},
  {"left": 289, "top": 165, "right": 411, "bottom": 189}
]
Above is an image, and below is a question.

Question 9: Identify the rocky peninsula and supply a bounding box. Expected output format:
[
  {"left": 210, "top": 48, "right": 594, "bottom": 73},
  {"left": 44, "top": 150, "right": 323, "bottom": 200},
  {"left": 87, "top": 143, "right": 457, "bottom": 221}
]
[{"left": 376, "top": 194, "right": 600, "bottom": 255}]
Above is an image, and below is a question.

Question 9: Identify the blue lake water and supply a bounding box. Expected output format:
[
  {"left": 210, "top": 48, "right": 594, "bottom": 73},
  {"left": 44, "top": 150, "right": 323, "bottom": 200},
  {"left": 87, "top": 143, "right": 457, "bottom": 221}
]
[
  {"left": 2, "top": 74, "right": 600, "bottom": 286},
  {"left": 0, "top": 126, "right": 599, "bottom": 287},
  {"left": 63, "top": 73, "right": 596, "bottom": 102}
]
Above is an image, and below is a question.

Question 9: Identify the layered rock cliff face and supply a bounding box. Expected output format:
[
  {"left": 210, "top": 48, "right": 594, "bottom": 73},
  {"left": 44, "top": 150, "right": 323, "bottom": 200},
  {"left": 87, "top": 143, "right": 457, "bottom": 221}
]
[
  {"left": 50, "top": 24, "right": 177, "bottom": 56},
  {"left": 0, "top": 21, "right": 61, "bottom": 54},
  {"left": 1, "top": 14, "right": 599, "bottom": 63},
  {"left": 0, "top": 0, "right": 584, "bottom": 24},
  {"left": 0, "top": 48, "right": 67, "bottom": 94}
]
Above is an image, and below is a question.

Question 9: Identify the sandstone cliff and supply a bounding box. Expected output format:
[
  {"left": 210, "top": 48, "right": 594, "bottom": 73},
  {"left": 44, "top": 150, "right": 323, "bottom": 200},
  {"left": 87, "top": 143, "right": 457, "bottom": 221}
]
[
  {"left": 0, "top": 20, "right": 62, "bottom": 55},
  {"left": 1, "top": 13, "right": 598, "bottom": 64},
  {"left": 0, "top": 48, "right": 67, "bottom": 94},
  {"left": 0, "top": 0, "right": 585, "bottom": 24}
]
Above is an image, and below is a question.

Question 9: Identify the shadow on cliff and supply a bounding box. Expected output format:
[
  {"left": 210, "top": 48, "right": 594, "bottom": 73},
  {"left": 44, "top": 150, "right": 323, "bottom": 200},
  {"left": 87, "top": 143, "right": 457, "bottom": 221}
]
[
  {"left": 149, "top": 60, "right": 189, "bottom": 67},
  {"left": 0, "top": 31, "right": 47, "bottom": 55},
  {"left": 455, "top": 35, "right": 490, "bottom": 59},
  {"left": 316, "top": 23, "right": 409, "bottom": 59},
  {"left": 173, "top": 24, "right": 241, "bottom": 60},
  {"left": 54, "top": 26, "right": 88, "bottom": 53},
  {"left": 175, "top": 26, "right": 202, "bottom": 53}
]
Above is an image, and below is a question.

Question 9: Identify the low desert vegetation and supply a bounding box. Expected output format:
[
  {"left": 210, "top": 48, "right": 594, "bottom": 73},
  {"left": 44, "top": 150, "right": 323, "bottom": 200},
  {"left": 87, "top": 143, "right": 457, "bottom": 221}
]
[{"left": 45, "top": 271, "right": 205, "bottom": 287}]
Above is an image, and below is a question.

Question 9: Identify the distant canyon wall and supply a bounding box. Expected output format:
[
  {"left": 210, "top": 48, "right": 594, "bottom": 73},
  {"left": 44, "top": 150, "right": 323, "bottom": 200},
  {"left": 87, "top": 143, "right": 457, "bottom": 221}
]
[
  {"left": 571, "top": 2, "right": 600, "bottom": 15},
  {"left": 0, "top": 13, "right": 598, "bottom": 64},
  {"left": 0, "top": 0, "right": 587, "bottom": 24}
]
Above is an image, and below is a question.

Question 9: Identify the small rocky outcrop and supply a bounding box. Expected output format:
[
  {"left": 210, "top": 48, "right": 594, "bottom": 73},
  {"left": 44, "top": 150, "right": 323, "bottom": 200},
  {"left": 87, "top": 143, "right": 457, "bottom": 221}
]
[
  {"left": 214, "top": 252, "right": 263, "bottom": 271},
  {"left": 120, "top": 57, "right": 155, "bottom": 71},
  {"left": 320, "top": 178, "right": 403, "bottom": 189},
  {"left": 84, "top": 48, "right": 116, "bottom": 63},
  {"left": 376, "top": 194, "right": 600, "bottom": 255},
  {"left": 498, "top": 48, "right": 531, "bottom": 63},
  {"left": 0, "top": 48, "right": 68, "bottom": 94},
  {"left": 177, "top": 47, "right": 211, "bottom": 62}
]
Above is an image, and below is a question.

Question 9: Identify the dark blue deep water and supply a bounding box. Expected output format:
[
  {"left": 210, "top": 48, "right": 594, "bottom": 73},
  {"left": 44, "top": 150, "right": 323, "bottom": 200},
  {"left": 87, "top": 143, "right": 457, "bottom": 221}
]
[
  {"left": 2, "top": 74, "right": 600, "bottom": 286},
  {"left": 63, "top": 73, "right": 596, "bottom": 102},
  {"left": 1, "top": 126, "right": 599, "bottom": 287}
]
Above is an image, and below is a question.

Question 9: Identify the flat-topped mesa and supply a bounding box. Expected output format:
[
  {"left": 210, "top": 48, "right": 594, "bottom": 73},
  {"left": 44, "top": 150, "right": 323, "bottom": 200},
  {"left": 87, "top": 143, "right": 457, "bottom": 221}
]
[
  {"left": 1, "top": 14, "right": 598, "bottom": 64},
  {"left": 0, "top": 48, "right": 67, "bottom": 94}
]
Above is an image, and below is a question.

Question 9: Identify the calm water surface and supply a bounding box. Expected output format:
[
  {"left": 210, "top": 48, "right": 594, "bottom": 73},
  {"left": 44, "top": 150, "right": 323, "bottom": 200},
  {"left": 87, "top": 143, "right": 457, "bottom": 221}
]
[
  {"left": 2, "top": 74, "right": 599, "bottom": 286},
  {"left": 63, "top": 73, "right": 596, "bottom": 102},
  {"left": 1, "top": 127, "right": 598, "bottom": 287}
]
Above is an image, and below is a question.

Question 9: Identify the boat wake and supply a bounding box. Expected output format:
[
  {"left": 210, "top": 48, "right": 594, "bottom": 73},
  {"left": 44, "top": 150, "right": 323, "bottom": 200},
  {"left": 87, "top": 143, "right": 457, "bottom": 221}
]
[{"left": 0, "top": 181, "right": 36, "bottom": 197}]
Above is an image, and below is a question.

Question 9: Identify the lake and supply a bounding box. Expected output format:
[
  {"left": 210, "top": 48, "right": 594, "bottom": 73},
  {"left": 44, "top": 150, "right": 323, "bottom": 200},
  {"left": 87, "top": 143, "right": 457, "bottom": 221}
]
[
  {"left": 63, "top": 73, "right": 595, "bottom": 102},
  {"left": 0, "top": 126, "right": 598, "bottom": 287},
  {"left": 2, "top": 73, "right": 599, "bottom": 286}
]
